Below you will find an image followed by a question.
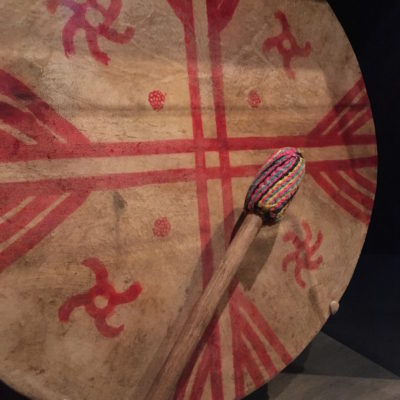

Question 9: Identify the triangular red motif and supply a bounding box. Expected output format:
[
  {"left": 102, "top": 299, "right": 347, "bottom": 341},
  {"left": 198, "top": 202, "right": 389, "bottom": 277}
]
[
  {"left": 175, "top": 317, "right": 223, "bottom": 400},
  {"left": 230, "top": 287, "right": 292, "bottom": 398}
]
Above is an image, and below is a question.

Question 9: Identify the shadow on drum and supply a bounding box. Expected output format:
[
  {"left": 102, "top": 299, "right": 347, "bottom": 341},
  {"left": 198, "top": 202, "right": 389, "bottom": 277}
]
[{"left": 232, "top": 211, "right": 279, "bottom": 291}]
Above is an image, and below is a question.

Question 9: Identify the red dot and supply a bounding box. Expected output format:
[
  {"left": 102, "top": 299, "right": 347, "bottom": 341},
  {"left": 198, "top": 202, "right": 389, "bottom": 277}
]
[
  {"left": 148, "top": 90, "right": 166, "bottom": 111},
  {"left": 152, "top": 217, "right": 171, "bottom": 237},
  {"left": 247, "top": 90, "right": 262, "bottom": 108}
]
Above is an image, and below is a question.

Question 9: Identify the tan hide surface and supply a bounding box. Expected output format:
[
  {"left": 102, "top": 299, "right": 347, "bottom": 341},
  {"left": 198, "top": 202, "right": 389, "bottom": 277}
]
[{"left": 0, "top": 0, "right": 377, "bottom": 399}]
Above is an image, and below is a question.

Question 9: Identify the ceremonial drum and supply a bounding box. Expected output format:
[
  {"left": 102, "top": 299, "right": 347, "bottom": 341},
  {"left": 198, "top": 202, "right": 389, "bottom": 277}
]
[{"left": 0, "top": 1, "right": 377, "bottom": 399}]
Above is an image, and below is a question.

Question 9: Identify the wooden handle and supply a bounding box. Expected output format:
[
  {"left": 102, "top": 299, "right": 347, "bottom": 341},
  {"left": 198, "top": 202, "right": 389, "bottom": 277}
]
[{"left": 145, "top": 213, "right": 263, "bottom": 400}]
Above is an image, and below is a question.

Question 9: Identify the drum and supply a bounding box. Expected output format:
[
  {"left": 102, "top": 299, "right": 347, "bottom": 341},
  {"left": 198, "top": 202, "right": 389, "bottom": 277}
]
[{"left": 0, "top": 0, "right": 377, "bottom": 399}]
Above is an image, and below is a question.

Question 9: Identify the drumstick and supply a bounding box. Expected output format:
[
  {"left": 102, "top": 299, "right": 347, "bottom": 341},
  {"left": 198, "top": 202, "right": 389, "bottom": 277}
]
[{"left": 146, "top": 147, "right": 305, "bottom": 400}]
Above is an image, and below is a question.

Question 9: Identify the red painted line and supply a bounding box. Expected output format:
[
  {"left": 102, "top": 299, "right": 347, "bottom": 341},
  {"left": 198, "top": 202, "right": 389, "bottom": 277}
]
[
  {"left": 169, "top": 2, "right": 241, "bottom": 398},
  {"left": 222, "top": 134, "right": 376, "bottom": 151},
  {"left": 167, "top": 0, "right": 192, "bottom": 26},
  {"left": 177, "top": 1, "right": 215, "bottom": 288},
  {"left": 236, "top": 303, "right": 278, "bottom": 377},
  {"left": 207, "top": 0, "right": 236, "bottom": 248},
  {"left": 27, "top": 101, "right": 90, "bottom": 145},
  {"left": 325, "top": 93, "right": 370, "bottom": 138},
  {"left": 0, "top": 134, "right": 377, "bottom": 163},
  {"left": 0, "top": 128, "right": 20, "bottom": 152},
  {"left": 208, "top": 328, "right": 224, "bottom": 400},
  {"left": 309, "top": 171, "right": 371, "bottom": 225},
  {"left": 230, "top": 298, "right": 269, "bottom": 397},
  {"left": 0, "top": 157, "right": 377, "bottom": 197},
  {"left": 175, "top": 375, "right": 190, "bottom": 400},
  {"left": 0, "top": 191, "right": 89, "bottom": 272},
  {"left": 242, "top": 356, "right": 264, "bottom": 389},
  {"left": 306, "top": 156, "right": 378, "bottom": 173},
  {"left": 0, "top": 101, "right": 55, "bottom": 146},
  {"left": 0, "top": 69, "right": 89, "bottom": 145},
  {"left": 235, "top": 350, "right": 264, "bottom": 397},
  {"left": 0, "top": 168, "right": 196, "bottom": 196},
  {"left": 0, "top": 139, "right": 195, "bottom": 163},
  {"left": 230, "top": 306, "right": 247, "bottom": 398},
  {"left": 344, "top": 169, "right": 376, "bottom": 193},
  {"left": 0, "top": 157, "right": 375, "bottom": 273},
  {"left": 187, "top": 326, "right": 223, "bottom": 400},
  {"left": 0, "top": 192, "right": 27, "bottom": 218},
  {"left": 242, "top": 354, "right": 265, "bottom": 388},
  {"left": 342, "top": 109, "right": 373, "bottom": 140},
  {"left": 179, "top": 1, "right": 225, "bottom": 397},
  {"left": 210, "top": 0, "right": 239, "bottom": 32},
  {"left": 308, "top": 78, "right": 366, "bottom": 137},
  {"left": 0, "top": 195, "right": 60, "bottom": 243},
  {"left": 166, "top": 3, "right": 223, "bottom": 398},
  {"left": 0, "top": 157, "right": 377, "bottom": 199},
  {"left": 326, "top": 170, "right": 374, "bottom": 211},
  {"left": 232, "top": 287, "right": 292, "bottom": 365},
  {"left": 224, "top": 156, "right": 378, "bottom": 181},
  {"left": 188, "top": 345, "right": 211, "bottom": 400},
  {"left": 174, "top": 316, "right": 222, "bottom": 400}
]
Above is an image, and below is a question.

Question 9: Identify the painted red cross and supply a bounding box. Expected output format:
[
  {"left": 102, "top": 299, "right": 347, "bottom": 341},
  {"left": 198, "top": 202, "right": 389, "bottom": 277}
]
[{"left": 0, "top": 1, "right": 376, "bottom": 398}]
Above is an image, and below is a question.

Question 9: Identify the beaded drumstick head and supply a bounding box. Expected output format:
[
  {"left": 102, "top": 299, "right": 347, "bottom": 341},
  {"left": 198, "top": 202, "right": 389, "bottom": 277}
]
[{"left": 244, "top": 147, "right": 305, "bottom": 223}]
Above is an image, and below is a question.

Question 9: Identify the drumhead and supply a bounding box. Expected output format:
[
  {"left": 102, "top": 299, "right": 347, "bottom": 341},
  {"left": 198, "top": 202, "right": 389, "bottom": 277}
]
[{"left": 0, "top": 1, "right": 377, "bottom": 399}]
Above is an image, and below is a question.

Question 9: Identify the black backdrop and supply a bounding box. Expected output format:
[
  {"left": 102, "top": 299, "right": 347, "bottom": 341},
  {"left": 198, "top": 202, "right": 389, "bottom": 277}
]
[
  {"left": 1, "top": 1, "right": 400, "bottom": 399},
  {"left": 322, "top": 0, "right": 400, "bottom": 377}
]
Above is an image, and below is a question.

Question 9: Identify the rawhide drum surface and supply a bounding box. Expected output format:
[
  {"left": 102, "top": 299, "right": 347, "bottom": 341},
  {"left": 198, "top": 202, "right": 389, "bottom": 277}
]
[{"left": 0, "top": 0, "right": 377, "bottom": 399}]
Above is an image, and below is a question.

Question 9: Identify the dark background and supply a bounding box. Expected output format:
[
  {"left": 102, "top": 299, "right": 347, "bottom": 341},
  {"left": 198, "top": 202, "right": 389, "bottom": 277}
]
[
  {"left": 2, "top": 0, "right": 400, "bottom": 399},
  {"left": 322, "top": 0, "right": 400, "bottom": 377}
]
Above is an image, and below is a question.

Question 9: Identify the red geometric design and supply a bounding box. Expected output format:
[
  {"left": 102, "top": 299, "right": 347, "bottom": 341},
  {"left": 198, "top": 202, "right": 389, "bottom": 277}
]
[
  {"left": 282, "top": 220, "right": 323, "bottom": 288},
  {"left": 175, "top": 315, "right": 223, "bottom": 400},
  {"left": 263, "top": 10, "right": 312, "bottom": 79},
  {"left": 306, "top": 78, "right": 376, "bottom": 225},
  {"left": 0, "top": 69, "right": 91, "bottom": 273},
  {"left": 47, "top": 0, "right": 134, "bottom": 65},
  {"left": 0, "top": 71, "right": 376, "bottom": 398},
  {"left": 0, "top": 1, "right": 377, "bottom": 397},
  {"left": 58, "top": 258, "right": 142, "bottom": 338},
  {"left": 229, "top": 287, "right": 292, "bottom": 397}
]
